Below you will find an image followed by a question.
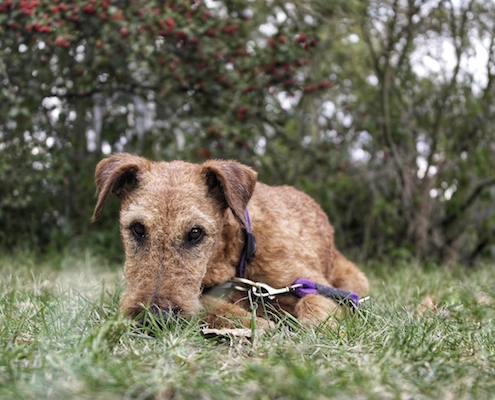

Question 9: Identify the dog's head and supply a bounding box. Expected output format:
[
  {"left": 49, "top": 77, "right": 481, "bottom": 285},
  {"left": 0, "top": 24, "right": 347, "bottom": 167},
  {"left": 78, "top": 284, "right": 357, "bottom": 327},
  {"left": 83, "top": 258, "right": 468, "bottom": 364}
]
[{"left": 92, "top": 153, "right": 257, "bottom": 321}]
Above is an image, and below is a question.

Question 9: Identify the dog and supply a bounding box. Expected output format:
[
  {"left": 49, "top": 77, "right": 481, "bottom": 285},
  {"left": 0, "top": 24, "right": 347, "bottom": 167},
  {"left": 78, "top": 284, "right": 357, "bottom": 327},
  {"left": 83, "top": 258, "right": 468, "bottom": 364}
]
[{"left": 92, "top": 153, "right": 369, "bottom": 327}]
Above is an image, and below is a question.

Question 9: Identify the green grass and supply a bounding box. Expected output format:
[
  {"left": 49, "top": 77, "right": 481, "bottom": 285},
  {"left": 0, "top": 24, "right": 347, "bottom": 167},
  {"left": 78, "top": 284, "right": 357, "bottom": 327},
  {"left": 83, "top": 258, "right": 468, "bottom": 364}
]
[{"left": 1, "top": 252, "right": 494, "bottom": 399}]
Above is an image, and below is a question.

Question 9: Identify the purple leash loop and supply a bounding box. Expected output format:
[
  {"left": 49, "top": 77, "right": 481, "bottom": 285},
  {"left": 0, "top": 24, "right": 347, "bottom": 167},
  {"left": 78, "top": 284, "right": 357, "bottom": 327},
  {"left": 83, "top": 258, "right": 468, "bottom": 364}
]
[{"left": 293, "top": 277, "right": 361, "bottom": 310}]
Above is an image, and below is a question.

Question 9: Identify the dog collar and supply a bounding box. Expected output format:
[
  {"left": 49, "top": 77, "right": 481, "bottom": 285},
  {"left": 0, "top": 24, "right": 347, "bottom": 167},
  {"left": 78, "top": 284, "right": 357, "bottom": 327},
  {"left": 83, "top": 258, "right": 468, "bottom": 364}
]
[
  {"left": 202, "top": 209, "right": 255, "bottom": 298},
  {"left": 237, "top": 209, "right": 256, "bottom": 278}
]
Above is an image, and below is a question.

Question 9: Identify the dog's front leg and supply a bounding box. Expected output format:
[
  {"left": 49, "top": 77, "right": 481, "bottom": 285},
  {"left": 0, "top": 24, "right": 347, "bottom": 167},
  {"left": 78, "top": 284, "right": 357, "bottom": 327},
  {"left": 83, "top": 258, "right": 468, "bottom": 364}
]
[
  {"left": 201, "top": 294, "right": 272, "bottom": 329},
  {"left": 293, "top": 294, "right": 342, "bottom": 328}
]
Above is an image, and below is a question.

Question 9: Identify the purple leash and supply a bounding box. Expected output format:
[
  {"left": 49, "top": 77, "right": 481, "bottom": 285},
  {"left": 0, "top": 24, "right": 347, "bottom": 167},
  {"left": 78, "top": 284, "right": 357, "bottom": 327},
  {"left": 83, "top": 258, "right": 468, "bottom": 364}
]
[{"left": 293, "top": 277, "right": 361, "bottom": 310}]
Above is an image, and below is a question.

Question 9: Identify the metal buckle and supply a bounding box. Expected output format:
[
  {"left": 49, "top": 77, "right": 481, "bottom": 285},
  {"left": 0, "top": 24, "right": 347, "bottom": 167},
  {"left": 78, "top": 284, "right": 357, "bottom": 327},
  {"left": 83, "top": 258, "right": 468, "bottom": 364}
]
[{"left": 230, "top": 277, "right": 302, "bottom": 300}]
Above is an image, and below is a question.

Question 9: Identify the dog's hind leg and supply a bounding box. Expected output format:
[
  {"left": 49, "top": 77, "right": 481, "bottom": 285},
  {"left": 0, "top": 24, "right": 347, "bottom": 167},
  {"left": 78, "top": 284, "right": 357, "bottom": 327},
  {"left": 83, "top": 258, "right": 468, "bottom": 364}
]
[{"left": 329, "top": 250, "right": 369, "bottom": 297}]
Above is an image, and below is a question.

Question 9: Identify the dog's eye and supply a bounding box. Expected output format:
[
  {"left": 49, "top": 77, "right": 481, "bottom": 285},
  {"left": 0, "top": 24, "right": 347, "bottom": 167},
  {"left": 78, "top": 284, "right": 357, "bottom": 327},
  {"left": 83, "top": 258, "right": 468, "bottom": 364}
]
[
  {"left": 130, "top": 222, "right": 146, "bottom": 239},
  {"left": 187, "top": 227, "right": 204, "bottom": 244}
]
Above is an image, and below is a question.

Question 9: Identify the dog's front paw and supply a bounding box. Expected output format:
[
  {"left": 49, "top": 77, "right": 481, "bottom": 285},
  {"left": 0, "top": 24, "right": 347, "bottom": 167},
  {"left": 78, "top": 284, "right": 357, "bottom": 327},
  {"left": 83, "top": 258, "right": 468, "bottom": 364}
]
[{"left": 201, "top": 294, "right": 273, "bottom": 329}]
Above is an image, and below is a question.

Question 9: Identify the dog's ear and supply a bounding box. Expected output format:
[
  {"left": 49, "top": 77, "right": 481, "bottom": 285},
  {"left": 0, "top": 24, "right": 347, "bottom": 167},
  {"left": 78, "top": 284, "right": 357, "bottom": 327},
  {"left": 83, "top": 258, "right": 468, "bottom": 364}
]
[
  {"left": 201, "top": 160, "right": 258, "bottom": 227},
  {"left": 91, "top": 153, "right": 150, "bottom": 222}
]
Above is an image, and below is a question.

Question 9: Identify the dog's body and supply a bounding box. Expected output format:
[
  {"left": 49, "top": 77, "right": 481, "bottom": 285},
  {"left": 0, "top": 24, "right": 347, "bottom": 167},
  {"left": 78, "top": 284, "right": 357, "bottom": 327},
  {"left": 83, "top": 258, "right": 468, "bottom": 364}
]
[{"left": 92, "top": 153, "right": 369, "bottom": 327}]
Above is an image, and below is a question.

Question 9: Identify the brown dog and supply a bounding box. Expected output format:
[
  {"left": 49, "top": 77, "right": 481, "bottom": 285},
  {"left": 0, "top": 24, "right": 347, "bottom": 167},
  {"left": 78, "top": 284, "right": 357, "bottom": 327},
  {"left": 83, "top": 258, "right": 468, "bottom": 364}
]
[{"left": 92, "top": 153, "right": 369, "bottom": 327}]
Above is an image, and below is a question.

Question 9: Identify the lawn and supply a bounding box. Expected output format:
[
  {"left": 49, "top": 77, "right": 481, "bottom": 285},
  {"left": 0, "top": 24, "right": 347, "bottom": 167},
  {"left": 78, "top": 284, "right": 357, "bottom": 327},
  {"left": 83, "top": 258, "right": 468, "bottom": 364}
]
[{"left": 0, "top": 252, "right": 494, "bottom": 399}]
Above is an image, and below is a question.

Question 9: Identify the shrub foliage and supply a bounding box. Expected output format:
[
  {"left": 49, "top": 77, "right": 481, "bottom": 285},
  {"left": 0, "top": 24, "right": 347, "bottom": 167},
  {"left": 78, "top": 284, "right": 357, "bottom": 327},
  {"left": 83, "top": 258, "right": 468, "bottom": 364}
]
[{"left": 1, "top": 0, "right": 495, "bottom": 264}]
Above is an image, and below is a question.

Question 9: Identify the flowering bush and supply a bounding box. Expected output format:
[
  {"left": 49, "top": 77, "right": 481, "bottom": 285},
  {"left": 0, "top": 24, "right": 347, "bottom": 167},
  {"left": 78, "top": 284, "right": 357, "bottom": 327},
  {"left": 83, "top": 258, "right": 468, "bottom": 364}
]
[
  {"left": 1, "top": 0, "right": 327, "bottom": 155},
  {"left": 0, "top": 0, "right": 329, "bottom": 252}
]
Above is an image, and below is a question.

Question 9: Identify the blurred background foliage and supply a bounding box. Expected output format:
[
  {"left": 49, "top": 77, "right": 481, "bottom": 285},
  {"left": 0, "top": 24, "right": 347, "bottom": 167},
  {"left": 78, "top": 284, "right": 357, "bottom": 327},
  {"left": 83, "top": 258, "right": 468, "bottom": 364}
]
[{"left": 1, "top": 0, "right": 495, "bottom": 265}]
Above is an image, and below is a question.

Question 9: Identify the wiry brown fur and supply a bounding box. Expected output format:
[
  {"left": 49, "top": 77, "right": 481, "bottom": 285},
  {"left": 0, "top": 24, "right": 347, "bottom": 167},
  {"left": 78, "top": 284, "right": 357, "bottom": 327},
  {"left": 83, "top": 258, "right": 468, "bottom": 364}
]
[{"left": 92, "top": 153, "right": 369, "bottom": 328}]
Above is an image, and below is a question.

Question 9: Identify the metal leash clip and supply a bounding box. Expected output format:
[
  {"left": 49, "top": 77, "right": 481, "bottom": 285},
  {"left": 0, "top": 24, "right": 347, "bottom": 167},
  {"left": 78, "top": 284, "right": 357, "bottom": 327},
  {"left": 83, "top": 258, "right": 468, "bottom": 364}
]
[
  {"left": 230, "top": 277, "right": 302, "bottom": 300},
  {"left": 251, "top": 282, "right": 303, "bottom": 300}
]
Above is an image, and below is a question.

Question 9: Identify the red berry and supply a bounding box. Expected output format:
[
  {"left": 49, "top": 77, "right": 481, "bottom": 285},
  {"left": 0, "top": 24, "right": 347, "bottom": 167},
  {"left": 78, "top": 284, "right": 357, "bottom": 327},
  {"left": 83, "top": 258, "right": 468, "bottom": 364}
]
[
  {"left": 165, "top": 17, "right": 175, "bottom": 29},
  {"left": 120, "top": 27, "right": 129, "bottom": 38},
  {"left": 55, "top": 37, "right": 70, "bottom": 48},
  {"left": 82, "top": 4, "right": 97, "bottom": 14},
  {"left": 295, "top": 33, "right": 307, "bottom": 43}
]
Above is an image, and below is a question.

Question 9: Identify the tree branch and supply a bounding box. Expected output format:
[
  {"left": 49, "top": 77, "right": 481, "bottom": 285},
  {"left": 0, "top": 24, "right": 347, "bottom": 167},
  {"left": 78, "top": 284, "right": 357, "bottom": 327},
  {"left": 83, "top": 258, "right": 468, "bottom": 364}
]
[
  {"left": 440, "top": 176, "right": 495, "bottom": 231},
  {"left": 424, "top": 0, "right": 474, "bottom": 178}
]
